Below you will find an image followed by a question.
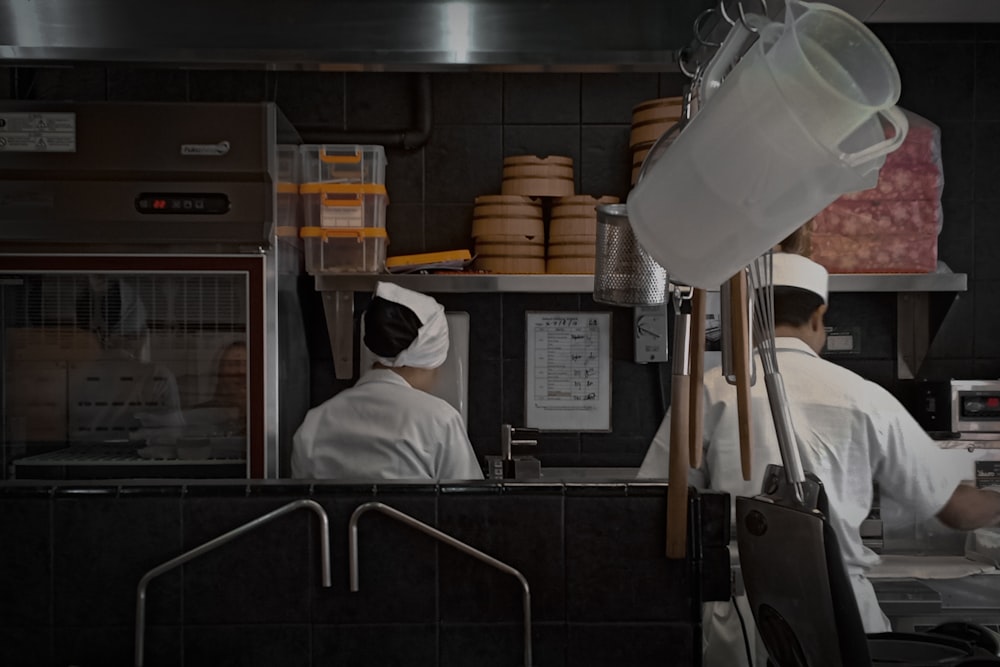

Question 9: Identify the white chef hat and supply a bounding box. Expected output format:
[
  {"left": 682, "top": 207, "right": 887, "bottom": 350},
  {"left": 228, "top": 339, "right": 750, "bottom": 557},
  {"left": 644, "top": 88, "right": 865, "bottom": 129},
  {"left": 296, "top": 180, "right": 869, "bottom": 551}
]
[
  {"left": 771, "top": 252, "right": 829, "bottom": 303},
  {"left": 101, "top": 280, "right": 149, "bottom": 337},
  {"left": 364, "top": 282, "right": 449, "bottom": 369}
]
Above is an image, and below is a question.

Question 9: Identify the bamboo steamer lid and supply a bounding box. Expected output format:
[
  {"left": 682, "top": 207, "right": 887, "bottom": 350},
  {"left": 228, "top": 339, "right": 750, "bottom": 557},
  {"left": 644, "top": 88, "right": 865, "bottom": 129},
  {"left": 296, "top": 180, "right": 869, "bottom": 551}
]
[
  {"left": 550, "top": 216, "right": 597, "bottom": 238},
  {"left": 548, "top": 234, "right": 596, "bottom": 245},
  {"left": 503, "top": 155, "right": 573, "bottom": 167},
  {"left": 631, "top": 96, "right": 684, "bottom": 124},
  {"left": 502, "top": 163, "right": 574, "bottom": 180},
  {"left": 501, "top": 154, "right": 575, "bottom": 198},
  {"left": 474, "top": 203, "right": 543, "bottom": 219},
  {"left": 554, "top": 194, "right": 620, "bottom": 206},
  {"left": 474, "top": 194, "right": 540, "bottom": 205},
  {"left": 630, "top": 120, "right": 676, "bottom": 149},
  {"left": 475, "top": 256, "right": 546, "bottom": 274},
  {"left": 475, "top": 242, "right": 546, "bottom": 258},
  {"left": 552, "top": 195, "right": 619, "bottom": 219},
  {"left": 475, "top": 233, "right": 544, "bottom": 245},
  {"left": 472, "top": 217, "right": 545, "bottom": 239},
  {"left": 631, "top": 147, "right": 652, "bottom": 185},
  {"left": 547, "top": 257, "right": 595, "bottom": 274},
  {"left": 547, "top": 243, "right": 595, "bottom": 259},
  {"left": 502, "top": 177, "right": 575, "bottom": 198}
]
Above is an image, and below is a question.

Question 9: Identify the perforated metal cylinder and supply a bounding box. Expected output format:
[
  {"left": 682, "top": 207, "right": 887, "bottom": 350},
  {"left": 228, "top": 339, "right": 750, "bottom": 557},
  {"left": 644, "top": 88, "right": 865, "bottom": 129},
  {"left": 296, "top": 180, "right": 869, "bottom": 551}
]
[{"left": 593, "top": 203, "right": 668, "bottom": 305}]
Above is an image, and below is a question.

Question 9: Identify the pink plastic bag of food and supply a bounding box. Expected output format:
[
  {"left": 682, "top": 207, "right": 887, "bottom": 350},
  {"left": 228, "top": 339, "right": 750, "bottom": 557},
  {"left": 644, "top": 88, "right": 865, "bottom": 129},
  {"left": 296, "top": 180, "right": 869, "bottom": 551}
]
[{"left": 809, "top": 109, "right": 943, "bottom": 273}]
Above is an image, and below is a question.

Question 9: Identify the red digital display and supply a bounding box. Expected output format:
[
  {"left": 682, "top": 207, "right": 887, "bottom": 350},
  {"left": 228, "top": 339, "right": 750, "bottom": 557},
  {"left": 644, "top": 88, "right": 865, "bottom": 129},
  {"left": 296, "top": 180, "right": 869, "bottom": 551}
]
[
  {"left": 988, "top": 397, "right": 1000, "bottom": 408},
  {"left": 135, "top": 192, "right": 230, "bottom": 215}
]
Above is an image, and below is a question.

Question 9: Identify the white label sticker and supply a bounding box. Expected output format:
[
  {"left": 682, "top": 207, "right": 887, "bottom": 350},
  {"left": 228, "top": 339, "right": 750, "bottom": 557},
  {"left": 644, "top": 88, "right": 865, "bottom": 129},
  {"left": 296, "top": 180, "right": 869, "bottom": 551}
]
[
  {"left": 0, "top": 112, "right": 76, "bottom": 152},
  {"left": 180, "top": 141, "right": 231, "bottom": 156}
]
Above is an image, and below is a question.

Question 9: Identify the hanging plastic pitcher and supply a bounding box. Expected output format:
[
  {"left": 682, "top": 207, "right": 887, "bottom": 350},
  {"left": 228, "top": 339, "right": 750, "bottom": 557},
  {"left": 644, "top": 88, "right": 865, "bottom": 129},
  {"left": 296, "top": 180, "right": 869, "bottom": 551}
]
[{"left": 626, "top": 0, "right": 908, "bottom": 290}]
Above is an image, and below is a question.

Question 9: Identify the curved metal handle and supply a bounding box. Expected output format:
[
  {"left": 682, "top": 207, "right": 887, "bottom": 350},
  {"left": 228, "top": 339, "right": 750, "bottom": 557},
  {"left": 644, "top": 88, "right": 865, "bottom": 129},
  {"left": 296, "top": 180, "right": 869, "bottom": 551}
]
[
  {"left": 135, "top": 499, "right": 332, "bottom": 667},
  {"left": 350, "top": 501, "right": 533, "bottom": 667}
]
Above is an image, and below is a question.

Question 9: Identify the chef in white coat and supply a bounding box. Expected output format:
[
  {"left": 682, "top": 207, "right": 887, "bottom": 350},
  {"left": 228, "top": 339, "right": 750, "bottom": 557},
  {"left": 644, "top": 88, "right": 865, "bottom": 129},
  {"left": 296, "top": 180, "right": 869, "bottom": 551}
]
[
  {"left": 291, "top": 282, "right": 483, "bottom": 481},
  {"left": 637, "top": 252, "right": 1000, "bottom": 666}
]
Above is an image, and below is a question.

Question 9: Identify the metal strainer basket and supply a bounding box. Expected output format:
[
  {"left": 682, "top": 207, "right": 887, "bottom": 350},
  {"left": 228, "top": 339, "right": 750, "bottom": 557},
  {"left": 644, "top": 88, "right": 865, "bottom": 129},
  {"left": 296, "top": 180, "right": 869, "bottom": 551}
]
[{"left": 593, "top": 203, "right": 668, "bottom": 306}]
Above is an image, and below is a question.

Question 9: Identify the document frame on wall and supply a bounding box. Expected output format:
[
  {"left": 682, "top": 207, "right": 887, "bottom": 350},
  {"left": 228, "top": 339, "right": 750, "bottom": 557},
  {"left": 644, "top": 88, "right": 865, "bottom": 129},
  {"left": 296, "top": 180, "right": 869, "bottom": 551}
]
[{"left": 524, "top": 310, "right": 612, "bottom": 432}]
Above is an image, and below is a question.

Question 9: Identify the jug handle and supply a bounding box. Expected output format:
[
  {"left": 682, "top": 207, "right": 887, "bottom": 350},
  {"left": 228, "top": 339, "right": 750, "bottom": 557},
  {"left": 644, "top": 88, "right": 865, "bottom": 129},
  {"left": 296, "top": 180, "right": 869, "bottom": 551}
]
[{"left": 841, "top": 106, "right": 910, "bottom": 168}]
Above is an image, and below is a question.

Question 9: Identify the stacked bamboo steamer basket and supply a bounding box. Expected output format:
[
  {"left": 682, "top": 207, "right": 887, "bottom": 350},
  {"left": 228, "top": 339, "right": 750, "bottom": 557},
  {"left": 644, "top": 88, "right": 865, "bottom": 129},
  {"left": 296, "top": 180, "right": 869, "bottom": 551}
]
[
  {"left": 630, "top": 96, "right": 683, "bottom": 185},
  {"left": 471, "top": 194, "right": 546, "bottom": 274},
  {"left": 547, "top": 195, "right": 619, "bottom": 274},
  {"left": 501, "top": 155, "right": 575, "bottom": 198}
]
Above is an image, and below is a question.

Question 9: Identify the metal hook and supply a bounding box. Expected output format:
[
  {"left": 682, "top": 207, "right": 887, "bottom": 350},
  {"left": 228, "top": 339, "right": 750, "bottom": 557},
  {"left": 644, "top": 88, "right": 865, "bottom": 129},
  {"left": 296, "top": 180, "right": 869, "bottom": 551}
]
[
  {"left": 693, "top": 7, "right": 721, "bottom": 47},
  {"left": 718, "top": 0, "right": 737, "bottom": 26},
  {"left": 676, "top": 47, "right": 697, "bottom": 79},
  {"left": 737, "top": 0, "right": 769, "bottom": 32}
]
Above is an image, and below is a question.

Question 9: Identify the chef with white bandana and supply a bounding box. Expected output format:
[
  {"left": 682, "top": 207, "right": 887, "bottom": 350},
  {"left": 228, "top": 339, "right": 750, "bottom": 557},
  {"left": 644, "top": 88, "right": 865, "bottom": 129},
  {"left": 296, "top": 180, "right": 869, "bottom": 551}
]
[
  {"left": 638, "top": 252, "right": 1000, "bottom": 666},
  {"left": 291, "top": 282, "right": 483, "bottom": 480}
]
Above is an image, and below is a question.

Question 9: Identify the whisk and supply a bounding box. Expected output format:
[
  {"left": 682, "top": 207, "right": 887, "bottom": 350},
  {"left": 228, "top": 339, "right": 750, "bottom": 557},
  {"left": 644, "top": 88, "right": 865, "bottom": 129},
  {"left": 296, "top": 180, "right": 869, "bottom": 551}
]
[{"left": 747, "top": 251, "right": 806, "bottom": 503}]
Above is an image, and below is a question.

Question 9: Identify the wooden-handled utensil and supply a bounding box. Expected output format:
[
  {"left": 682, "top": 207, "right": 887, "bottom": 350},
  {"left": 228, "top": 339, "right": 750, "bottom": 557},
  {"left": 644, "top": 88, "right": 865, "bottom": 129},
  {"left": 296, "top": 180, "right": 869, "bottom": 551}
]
[
  {"left": 688, "top": 289, "right": 706, "bottom": 469},
  {"left": 667, "top": 289, "right": 693, "bottom": 559},
  {"left": 728, "top": 270, "right": 753, "bottom": 481}
]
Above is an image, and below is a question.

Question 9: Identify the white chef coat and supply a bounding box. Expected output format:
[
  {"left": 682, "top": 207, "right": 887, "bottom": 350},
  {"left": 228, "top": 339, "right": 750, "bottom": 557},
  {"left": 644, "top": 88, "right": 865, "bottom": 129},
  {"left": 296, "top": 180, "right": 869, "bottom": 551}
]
[
  {"left": 291, "top": 368, "right": 483, "bottom": 481},
  {"left": 638, "top": 337, "right": 965, "bottom": 659}
]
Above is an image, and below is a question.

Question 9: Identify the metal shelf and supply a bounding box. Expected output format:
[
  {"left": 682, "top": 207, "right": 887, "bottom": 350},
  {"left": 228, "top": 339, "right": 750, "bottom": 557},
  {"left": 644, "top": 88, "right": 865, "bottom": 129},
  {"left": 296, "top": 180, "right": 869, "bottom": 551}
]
[
  {"left": 314, "top": 272, "right": 968, "bottom": 381},
  {"left": 314, "top": 272, "right": 968, "bottom": 294}
]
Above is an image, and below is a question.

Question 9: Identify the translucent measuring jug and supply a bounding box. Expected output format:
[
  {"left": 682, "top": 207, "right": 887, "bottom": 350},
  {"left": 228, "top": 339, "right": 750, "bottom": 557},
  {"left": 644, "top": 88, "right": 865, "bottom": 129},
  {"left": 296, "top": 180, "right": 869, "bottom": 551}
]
[{"left": 627, "top": 0, "right": 908, "bottom": 290}]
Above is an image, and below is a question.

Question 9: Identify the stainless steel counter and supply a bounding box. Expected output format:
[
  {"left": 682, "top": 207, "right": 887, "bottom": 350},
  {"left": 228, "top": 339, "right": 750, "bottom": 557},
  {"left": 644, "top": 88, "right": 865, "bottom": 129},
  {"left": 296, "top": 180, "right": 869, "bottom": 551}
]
[{"left": 874, "top": 573, "right": 1000, "bottom": 633}]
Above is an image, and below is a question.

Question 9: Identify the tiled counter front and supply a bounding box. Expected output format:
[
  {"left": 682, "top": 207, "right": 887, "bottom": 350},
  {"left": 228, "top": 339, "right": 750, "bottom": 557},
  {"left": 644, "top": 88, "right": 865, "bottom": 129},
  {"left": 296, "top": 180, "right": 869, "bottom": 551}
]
[{"left": 0, "top": 480, "right": 730, "bottom": 667}]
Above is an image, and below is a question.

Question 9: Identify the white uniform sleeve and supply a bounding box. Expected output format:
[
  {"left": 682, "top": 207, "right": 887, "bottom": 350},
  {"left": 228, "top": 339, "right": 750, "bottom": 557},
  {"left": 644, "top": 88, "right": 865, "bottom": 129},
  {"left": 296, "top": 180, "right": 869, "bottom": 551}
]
[
  {"left": 434, "top": 414, "right": 484, "bottom": 480},
  {"left": 869, "top": 386, "right": 965, "bottom": 523},
  {"left": 636, "top": 406, "right": 709, "bottom": 488},
  {"left": 290, "top": 411, "right": 317, "bottom": 479},
  {"left": 637, "top": 410, "right": 672, "bottom": 478}
]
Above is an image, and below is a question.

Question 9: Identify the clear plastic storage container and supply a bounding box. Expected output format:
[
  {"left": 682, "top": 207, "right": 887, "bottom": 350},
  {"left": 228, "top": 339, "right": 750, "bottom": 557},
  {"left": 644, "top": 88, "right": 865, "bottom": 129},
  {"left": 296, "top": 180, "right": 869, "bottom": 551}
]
[
  {"left": 299, "top": 183, "right": 388, "bottom": 229},
  {"left": 301, "top": 227, "right": 388, "bottom": 274},
  {"left": 299, "top": 144, "right": 387, "bottom": 185}
]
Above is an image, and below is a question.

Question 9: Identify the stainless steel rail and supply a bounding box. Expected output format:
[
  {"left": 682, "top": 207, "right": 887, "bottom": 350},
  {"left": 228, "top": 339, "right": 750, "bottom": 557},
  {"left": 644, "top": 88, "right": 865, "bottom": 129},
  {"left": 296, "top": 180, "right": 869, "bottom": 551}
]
[
  {"left": 134, "top": 499, "right": 332, "bottom": 667},
  {"left": 349, "top": 501, "right": 533, "bottom": 667}
]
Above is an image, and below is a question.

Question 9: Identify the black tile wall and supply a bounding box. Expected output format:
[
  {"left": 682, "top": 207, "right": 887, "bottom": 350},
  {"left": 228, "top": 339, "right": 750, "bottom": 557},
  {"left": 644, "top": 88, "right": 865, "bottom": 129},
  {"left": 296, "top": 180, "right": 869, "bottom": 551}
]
[
  {"left": 425, "top": 124, "right": 502, "bottom": 203},
  {"left": 314, "top": 623, "right": 438, "bottom": 667},
  {"left": 273, "top": 71, "right": 346, "bottom": 126},
  {"left": 565, "top": 622, "right": 695, "bottom": 667},
  {"left": 21, "top": 66, "right": 107, "bottom": 100},
  {"left": 181, "top": 496, "right": 313, "bottom": 625},
  {"left": 439, "top": 622, "right": 567, "bottom": 667},
  {"left": 0, "top": 497, "right": 50, "bottom": 627},
  {"left": 432, "top": 73, "right": 503, "bottom": 125},
  {"left": 0, "top": 66, "right": 12, "bottom": 99},
  {"left": 0, "top": 484, "right": 724, "bottom": 667},
  {"left": 312, "top": 494, "right": 438, "bottom": 624},
  {"left": 0, "top": 626, "right": 51, "bottom": 667},
  {"left": 564, "top": 493, "right": 691, "bottom": 622},
  {"left": 437, "top": 493, "right": 564, "bottom": 622},
  {"left": 53, "top": 494, "right": 182, "bottom": 627},
  {"left": 581, "top": 73, "right": 660, "bottom": 124},
  {"left": 107, "top": 68, "right": 188, "bottom": 101},
  {"left": 57, "top": 625, "right": 181, "bottom": 667},
  {"left": 184, "top": 624, "right": 312, "bottom": 667},
  {"left": 503, "top": 74, "right": 580, "bottom": 124},
  {"left": 345, "top": 72, "right": 417, "bottom": 131},
  {"left": 189, "top": 70, "right": 268, "bottom": 103}
]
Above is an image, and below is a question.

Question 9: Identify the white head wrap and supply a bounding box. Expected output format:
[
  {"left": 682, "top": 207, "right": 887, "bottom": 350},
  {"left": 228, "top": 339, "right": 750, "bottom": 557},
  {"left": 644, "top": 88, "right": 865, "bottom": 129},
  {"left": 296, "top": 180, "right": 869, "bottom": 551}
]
[
  {"left": 771, "top": 253, "right": 829, "bottom": 303},
  {"left": 368, "top": 281, "right": 449, "bottom": 369},
  {"left": 104, "top": 281, "right": 148, "bottom": 337}
]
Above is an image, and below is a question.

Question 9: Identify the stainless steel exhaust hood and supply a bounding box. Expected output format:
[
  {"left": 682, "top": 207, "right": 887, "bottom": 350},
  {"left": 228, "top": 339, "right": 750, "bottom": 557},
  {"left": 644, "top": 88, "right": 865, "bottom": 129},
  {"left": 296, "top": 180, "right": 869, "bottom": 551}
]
[{"left": 0, "top": 0, "right": 717, "bottom": 71}]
